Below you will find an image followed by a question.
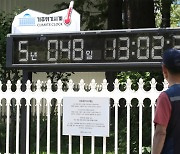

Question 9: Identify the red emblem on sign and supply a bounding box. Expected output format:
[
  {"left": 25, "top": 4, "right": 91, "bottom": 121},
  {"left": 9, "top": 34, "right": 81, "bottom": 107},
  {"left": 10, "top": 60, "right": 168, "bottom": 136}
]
[{"left": 64, "top": 1, "right": 74, "bottom": 26}]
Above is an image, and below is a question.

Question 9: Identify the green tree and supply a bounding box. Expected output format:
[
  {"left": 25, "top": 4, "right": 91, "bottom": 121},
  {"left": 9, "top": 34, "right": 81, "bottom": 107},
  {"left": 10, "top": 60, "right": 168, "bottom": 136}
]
[
  {"left": 170, "top": 4, "right": 180, "bottom": 27},
  {"left": 0, "top": 12, "right": 21, "bottom": 84},
  {"left": 155, "top": 0, "right": 178, "bottom": 27}
]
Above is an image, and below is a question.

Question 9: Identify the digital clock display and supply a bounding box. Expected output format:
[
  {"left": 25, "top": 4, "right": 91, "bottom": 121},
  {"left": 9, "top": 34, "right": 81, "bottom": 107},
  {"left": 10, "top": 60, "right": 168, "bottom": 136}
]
[{"left": 6, "top": 28, "right": 180, "bottom": 71}]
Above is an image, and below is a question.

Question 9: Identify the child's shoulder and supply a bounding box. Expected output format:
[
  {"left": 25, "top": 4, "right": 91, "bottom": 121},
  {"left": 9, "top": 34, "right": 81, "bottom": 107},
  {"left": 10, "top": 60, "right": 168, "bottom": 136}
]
[{"left": 165, "top": 84, "right": 180, "bottom": 98}]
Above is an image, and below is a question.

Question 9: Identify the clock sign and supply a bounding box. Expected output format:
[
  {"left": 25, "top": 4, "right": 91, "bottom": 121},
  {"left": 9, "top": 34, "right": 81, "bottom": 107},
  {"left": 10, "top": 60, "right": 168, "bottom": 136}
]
[{"left": 6, "top": 28, "right": 180, "bottom": 71}]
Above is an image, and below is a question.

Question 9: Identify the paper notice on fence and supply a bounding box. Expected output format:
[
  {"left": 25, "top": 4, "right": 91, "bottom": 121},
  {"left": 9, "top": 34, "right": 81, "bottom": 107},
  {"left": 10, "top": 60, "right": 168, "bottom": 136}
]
[{"left": 63, "top": 97, "right": 110, "bottom": 137}]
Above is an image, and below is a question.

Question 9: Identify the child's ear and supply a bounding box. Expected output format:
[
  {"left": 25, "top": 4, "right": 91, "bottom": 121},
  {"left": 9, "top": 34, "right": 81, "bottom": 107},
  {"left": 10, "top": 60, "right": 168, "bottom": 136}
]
[{"left": 162, "top": 64, "right": 169, "bottom": 80}]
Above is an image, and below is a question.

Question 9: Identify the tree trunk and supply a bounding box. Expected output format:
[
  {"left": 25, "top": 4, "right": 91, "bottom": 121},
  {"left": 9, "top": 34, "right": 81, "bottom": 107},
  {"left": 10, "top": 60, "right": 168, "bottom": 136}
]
[
  {"left": 161, "top": 0, "right": 172, "bottom": 27},
  {"left": 125, "top": 0, "right": 155, "bottom": 28},
  {"left": 108, "top": 0, "right": 123, "bottom": 29},
  {"left": 124, "top": 0, "right": 131, "bottom": 28}
]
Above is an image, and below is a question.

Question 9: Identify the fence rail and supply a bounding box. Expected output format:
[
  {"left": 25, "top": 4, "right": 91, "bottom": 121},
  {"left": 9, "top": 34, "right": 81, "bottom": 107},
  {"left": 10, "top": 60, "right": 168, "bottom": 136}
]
[{"left": 0, "top": 78, "right": 168, "bottom": 154}]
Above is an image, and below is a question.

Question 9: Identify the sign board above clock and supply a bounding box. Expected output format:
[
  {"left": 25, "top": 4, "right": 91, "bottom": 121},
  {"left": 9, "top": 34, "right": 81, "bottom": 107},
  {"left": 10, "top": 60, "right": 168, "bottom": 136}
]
[{"left": 11, "top": 1, "right": 80, "bottom": 34}]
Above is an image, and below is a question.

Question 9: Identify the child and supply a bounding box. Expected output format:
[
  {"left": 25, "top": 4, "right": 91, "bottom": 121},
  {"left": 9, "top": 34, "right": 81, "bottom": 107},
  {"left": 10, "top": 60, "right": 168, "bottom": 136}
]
[{"left": 153, "top": 48, "right": 180, "bottom": 154}]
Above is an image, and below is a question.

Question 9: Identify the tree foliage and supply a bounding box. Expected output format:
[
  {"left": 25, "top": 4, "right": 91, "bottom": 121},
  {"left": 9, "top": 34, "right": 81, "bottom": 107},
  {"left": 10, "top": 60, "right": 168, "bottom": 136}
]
[
  {"left": 170, "top": 4, "right": 180, "bottom": 27},
  {"left": 52, "top": 0, "right": 108, "bottom": 30},
  {"left": 0, "top": 12, "right": 21, "bottom": 84}
]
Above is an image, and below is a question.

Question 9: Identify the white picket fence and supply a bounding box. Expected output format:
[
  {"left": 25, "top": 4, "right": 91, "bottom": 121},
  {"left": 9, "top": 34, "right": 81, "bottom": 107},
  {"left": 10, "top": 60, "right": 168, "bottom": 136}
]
[{"left": 0, "top": 78, "right": 168, "bottom": 154}]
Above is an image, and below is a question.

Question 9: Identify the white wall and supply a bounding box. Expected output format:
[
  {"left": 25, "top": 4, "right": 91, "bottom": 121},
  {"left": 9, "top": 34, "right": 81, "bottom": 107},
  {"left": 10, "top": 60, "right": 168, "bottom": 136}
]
[
  {"left": 0, "top": 0, "right": 67, "bottom": 13},
  {"left": 70, "top": 72, "right": 105, "bottom": 84},
  {"left": 32, "top": 72, "right": 105, "bottom": 84}
]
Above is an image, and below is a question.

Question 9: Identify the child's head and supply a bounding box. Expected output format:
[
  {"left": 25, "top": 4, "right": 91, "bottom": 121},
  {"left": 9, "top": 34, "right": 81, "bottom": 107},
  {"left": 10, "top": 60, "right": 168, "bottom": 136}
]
[
  {"left": 162, "top": 48, "right": 180, "bottom": 85},
  {"left": 162, "top": 48, "right": 180, "bottom": 74}
]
